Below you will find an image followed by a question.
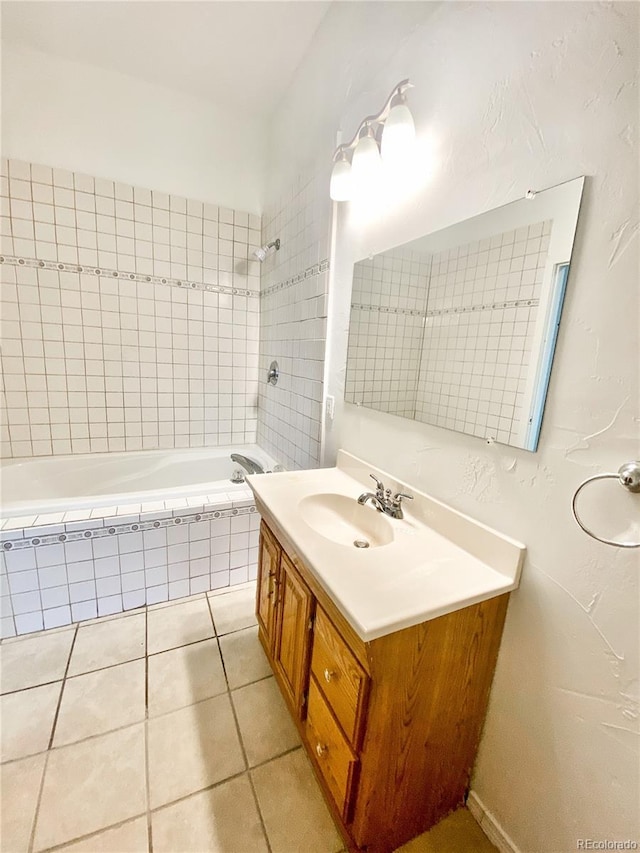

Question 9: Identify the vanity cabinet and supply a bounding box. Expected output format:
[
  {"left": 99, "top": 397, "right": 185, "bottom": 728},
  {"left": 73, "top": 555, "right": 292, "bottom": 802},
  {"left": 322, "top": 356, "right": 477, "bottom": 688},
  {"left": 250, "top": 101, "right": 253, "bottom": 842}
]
[
  {"left": 256, "top": 522, "right": 279, "bottom": 648},
  {"left": 255, "top": 515, "right": 509, "bottom": 853},
  {"left": 258, "top": 522, "right": 315, "bottom": 718}
]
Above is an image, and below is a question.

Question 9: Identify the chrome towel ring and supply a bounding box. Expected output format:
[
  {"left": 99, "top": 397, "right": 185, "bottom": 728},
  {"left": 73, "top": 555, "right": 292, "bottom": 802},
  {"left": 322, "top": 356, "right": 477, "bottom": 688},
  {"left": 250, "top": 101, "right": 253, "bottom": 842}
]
[{"left": 571, "top": 461, "right": 640, "bottom": 548}]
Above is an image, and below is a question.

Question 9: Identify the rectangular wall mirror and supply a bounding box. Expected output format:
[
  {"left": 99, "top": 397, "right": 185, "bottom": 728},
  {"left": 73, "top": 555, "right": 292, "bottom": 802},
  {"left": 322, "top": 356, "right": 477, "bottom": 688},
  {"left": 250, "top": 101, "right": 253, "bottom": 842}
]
[{"left": 344, "top": 176, "right": 585, "bottom": 451}]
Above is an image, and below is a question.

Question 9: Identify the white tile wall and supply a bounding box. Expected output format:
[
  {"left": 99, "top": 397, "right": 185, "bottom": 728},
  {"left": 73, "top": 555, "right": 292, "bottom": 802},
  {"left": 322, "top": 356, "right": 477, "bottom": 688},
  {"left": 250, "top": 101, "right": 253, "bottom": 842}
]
[
  {"left": 0, "top": 159, "right": 262, "bottom": 458},
  {"left": 345, "top": 248, "right": 431, "bottom": 417},
  {"left": 346, "top": 309, "right": 424, "bottom": 417},
  {"left": 344, "top": 223, "right": 550, "bottom": 445},
  {"left": 256, "top": 171, "right": 331, "bottom": 470},
  {"left": 415, "top": 221, "right": 551, "bottom": 444},
  {"left": 351, "top": 249, "right": 431, "bottom": 313}
]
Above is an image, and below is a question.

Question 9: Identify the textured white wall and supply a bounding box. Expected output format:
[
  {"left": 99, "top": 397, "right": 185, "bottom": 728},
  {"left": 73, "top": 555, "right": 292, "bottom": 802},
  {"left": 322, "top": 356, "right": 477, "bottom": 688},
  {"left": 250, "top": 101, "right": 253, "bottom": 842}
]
[
  {"left": 270, "top": 2, "right": 639, "bottom": 850},
  {"left": 1, "top": 43, "right": 267, "bottom": 213}
]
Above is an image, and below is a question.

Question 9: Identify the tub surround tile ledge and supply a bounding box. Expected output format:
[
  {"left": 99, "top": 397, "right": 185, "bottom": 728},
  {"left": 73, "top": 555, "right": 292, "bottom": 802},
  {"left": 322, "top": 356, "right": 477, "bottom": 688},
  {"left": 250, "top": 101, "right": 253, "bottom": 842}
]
[
  {"left": 1, "top": 498, "right": 257, "bottom": 551},
  {"left": 1, "top": 493, "right": 262, "bottom": 638}
]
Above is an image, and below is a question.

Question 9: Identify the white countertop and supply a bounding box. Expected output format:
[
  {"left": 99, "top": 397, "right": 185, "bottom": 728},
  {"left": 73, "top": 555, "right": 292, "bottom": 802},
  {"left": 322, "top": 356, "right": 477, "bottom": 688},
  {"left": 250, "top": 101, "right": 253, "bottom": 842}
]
[{"left": 247, "top": 451, "right": 526, "bottom": 642}]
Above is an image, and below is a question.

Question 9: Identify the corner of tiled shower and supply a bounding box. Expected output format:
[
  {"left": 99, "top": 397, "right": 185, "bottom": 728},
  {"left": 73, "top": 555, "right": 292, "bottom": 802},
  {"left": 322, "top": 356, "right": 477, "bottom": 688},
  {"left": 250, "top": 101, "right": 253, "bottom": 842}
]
[
  {"left": 0, "top": 157, "right": 331, "bottom": 638},
  {"left": 257, "top": 169, "right": 332, "bottom": 471}
]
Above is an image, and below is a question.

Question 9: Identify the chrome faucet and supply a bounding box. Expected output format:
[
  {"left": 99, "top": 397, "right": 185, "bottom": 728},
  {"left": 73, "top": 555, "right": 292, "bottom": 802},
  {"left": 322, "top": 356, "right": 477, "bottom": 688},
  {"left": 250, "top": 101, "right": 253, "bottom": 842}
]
[
  {"left": 358, "top": 474, "right": 413, "bottom": 520},
  {"left": 230, "top": 453, "right": 265, "bottom": 475}
]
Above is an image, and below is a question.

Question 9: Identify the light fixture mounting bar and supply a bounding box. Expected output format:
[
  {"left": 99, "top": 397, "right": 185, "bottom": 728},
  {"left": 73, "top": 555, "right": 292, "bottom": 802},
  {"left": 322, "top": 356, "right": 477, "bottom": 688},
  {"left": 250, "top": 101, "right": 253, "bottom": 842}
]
[{"left": 332, "top": 79, "right": 413, "bottom": 162}]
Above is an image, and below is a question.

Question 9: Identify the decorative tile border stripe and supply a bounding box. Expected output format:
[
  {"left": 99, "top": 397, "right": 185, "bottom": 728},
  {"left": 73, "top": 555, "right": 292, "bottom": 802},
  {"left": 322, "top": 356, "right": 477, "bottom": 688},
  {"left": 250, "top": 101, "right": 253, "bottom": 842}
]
[
  {"left": 1, "top": 504, "right": 257, "bottom": 551},
  {"left": 351, "top": 303, "right": 424, "bottom": 317},
  {"left": 261, "top": 258, "right": 330, "bottom": 298},
  {"left": 350, "top": 297, "right": 540, "bottom": 319},
  {"left": 426, "top": 297, "right": 539, "bottom": 317},
  {"left": 0, "top": 255, "right": 259, "bottom": 299}
]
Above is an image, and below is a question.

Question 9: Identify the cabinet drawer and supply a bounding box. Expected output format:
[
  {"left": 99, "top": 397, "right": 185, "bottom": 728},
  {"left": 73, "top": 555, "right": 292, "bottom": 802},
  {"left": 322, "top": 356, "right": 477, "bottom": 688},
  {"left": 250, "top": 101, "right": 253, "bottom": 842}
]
[
  {"left": 311, "top": 608, "right": 368, "bottom": 746},
  {"left": 306, "top": 676, "right": 358, "bottom": 820}
]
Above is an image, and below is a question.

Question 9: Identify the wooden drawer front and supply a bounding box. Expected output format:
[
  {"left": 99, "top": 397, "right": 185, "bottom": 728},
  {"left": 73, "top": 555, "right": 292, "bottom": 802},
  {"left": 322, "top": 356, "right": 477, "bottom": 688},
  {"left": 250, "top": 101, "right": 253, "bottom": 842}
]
[
  {"left": 311, "top": 608, "right": 368, "bottom": 746},
  {"left": 306, "top": 676, "right": 358, "bottom": 819}
]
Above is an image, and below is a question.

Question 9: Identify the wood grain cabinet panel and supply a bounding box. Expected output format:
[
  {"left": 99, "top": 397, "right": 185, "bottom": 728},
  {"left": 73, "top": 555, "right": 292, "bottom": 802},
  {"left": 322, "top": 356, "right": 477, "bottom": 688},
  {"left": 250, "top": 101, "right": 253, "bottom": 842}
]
[
  {"left": 306, "top": 676, "right": 359, "bottom": 821},
  {"left": 255, "top": 516, "right": 509, "bottom": 853},
  {"left": 256, "top": 522, "right": 280, "bottom": 653},
  {"left": 311, "top": 608, "right": 369, "bottom": 748},
  {"left": 273, "top": 553, "right": 314, "bottom": 718}
]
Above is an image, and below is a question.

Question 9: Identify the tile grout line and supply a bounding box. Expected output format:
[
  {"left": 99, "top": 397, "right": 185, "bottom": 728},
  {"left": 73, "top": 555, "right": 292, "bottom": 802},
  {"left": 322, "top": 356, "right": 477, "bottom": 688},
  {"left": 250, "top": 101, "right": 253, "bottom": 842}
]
[
  {"left": 206, "top": 593, "right": 273, "bottom": 853},
  {"left": 144, "top": 606, "right": 153, "bottom": 853},
  {"left": 1, "top": 601, "right": 258, "bottom": 695},
  {"left": 32, "top": 749, "right": 308, "bottom": 853},
  {"left": 27, "top": 623, "right": 79, "bottom": 853},
  {"left": 1, "top": 668, "right": 284, "bottom": 767},
  {"left": 40, "top": 651, "right": 147, "bottom": 686},
  {"left": 35, "top": 815, "right": 148, "bottom": 853},
  {"left": 46, "top": 624, "right": 79, "bottom": 751},
  {"left": 0, "top": 677, "right": 67, "bottom": 699},
  {"left": 149, "top": 740, "right": 302, "bottom": 816}
]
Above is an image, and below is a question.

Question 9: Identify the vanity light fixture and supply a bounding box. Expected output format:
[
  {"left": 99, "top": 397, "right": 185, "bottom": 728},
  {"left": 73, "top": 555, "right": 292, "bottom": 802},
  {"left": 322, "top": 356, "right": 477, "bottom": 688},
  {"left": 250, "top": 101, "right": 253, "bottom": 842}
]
[
  {"left": 329, "top": 79, "right": 415, "bottom": 202},
  {"left": 351, "top": 122, "right": 383, "bottom": 192}
]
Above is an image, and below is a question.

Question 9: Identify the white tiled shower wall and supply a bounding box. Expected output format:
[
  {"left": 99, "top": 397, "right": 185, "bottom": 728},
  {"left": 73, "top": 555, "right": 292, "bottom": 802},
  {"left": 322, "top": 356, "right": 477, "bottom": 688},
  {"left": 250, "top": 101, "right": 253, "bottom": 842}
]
[
  {"left": 0, "top": 159, "right": 262, "bottom": 458},
  {"left": 257, "top": 171, "right": 331, "bottom": 470},
  {"left": 416, "top": 220, "right": 551, "bottom": 445},
  {"left": 344, "top": 222, "right": 550, "bottom": 445},
  {"left": 346, "top": 248, "right": 431, "bottom": 417}
]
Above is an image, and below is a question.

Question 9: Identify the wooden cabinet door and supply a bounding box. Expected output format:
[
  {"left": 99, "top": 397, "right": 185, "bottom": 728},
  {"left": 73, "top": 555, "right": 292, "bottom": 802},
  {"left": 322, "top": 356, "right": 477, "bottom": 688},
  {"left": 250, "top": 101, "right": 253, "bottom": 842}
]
[
  {"left": 256, "top": 522, "right": 280, "bottom": 652},
  {"left": 273, "top": 552, "right": 314, "bottom": 718}
]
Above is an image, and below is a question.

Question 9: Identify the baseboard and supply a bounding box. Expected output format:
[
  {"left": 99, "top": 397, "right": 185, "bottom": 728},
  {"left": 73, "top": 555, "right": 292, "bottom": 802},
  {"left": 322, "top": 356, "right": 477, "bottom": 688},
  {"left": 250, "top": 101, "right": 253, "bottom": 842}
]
[{"left": 467, "top": 789, "right": 522, "bottom": 853}]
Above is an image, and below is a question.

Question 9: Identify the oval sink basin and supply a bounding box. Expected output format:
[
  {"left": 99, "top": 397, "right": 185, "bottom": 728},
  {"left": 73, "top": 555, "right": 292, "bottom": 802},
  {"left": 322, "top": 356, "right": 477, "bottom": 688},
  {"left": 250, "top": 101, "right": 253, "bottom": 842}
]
[{"left": 298, "top": 493, "right": 394, "bottom": 548}]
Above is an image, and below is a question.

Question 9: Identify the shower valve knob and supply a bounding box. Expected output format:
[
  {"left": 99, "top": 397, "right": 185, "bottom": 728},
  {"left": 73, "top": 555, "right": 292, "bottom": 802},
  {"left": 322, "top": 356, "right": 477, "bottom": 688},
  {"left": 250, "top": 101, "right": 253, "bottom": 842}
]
[{"left": 267, "top": 360, "right": 279, "bottom": 386}]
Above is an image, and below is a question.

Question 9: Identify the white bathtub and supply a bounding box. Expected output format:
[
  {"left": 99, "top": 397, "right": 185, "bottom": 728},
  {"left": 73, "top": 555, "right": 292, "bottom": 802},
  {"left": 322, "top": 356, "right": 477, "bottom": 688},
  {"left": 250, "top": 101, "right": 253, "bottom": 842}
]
[
  {"left": 1, "top": 444, "right": 277, "bottom": 519},
  {"left": 0, "top": 444, "right": 275, "bottom": 636}
]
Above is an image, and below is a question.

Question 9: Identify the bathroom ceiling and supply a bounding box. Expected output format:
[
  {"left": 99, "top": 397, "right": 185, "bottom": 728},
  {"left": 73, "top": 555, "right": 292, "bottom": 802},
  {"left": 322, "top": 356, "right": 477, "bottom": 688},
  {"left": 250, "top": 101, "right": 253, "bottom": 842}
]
[{"left": 1, "top": 1, "right": 331, "bottom": 118}]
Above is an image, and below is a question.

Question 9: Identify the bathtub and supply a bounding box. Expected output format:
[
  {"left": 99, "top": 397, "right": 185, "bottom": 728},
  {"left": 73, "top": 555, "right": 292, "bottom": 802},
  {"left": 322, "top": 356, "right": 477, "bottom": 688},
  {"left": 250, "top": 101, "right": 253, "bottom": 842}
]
[
  {"left": 0, "top": 445, "right": 278, "bottom": 637},
  {"left": 1, "top": 444, "right": 277, "bottom": 518}
]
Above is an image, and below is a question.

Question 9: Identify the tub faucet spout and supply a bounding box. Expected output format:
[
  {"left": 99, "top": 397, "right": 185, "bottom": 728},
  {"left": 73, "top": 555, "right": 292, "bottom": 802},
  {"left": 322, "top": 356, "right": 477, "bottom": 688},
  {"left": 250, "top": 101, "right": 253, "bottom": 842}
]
[{"left": 230, "top": 453, "right": 265, "bottom": 475}]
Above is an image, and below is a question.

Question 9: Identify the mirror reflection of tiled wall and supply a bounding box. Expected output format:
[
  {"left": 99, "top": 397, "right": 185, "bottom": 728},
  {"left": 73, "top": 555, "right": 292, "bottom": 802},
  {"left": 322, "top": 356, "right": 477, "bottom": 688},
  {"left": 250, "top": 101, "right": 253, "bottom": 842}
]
[
  {"left": 345, "top": 220, "right": 551, "bottom": 445},
  {"left": 416, "top": 221, "right": 551, "bottom": 446},
  {"left": 346, "top": 248, "right": 430, "bottom": 418}
]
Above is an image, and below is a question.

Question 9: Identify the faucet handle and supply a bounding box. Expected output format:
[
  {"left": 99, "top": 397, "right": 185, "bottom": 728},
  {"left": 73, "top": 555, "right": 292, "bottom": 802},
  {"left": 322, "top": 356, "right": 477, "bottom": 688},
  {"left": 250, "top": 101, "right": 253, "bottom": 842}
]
[
  {"left": 369, "top": 474, "right": 385, "bottom": 495},
  {"left": 392, "top": 492, "right": 413, "bottom": 506}
]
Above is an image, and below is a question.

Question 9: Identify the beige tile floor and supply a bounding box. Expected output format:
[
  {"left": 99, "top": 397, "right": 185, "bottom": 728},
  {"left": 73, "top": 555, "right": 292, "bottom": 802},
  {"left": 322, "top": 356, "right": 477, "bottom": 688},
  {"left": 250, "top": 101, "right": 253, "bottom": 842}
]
[{"left": 0, "top": 583, "right": 496, "bottom": 853}]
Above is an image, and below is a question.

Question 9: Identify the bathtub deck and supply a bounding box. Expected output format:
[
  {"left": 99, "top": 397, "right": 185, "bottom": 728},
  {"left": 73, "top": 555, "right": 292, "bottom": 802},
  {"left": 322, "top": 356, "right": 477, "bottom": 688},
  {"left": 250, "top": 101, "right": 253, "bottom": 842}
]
[{"left": 0, "top": 485, "right": 254, "bottom": 533}]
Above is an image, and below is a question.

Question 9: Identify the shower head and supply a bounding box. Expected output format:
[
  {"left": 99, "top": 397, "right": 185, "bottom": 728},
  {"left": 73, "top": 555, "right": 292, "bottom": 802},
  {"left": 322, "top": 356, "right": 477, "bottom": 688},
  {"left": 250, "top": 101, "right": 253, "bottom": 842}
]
[{"left": 252, "top": 238, "right": 280, "bottom": 262}]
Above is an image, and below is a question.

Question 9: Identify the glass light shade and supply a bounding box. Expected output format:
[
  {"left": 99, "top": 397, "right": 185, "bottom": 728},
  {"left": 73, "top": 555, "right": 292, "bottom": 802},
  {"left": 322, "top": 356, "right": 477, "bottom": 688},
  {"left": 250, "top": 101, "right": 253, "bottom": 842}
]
[
  {"left": 329, "top": 157, "right": 353, "bottom": 201},
  {"left": 351, "top": 133, "right": 383, "bottom": 191},
  {"left": 381, "top": 103, "right": 416, "bottom": 165}
]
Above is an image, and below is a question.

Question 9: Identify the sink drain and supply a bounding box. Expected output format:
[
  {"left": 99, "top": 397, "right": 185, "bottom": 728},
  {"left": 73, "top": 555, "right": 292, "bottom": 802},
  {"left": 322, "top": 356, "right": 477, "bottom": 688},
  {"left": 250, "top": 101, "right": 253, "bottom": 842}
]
[{"left": 353, "top": 539, "right": 370, "bottom": 549}]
